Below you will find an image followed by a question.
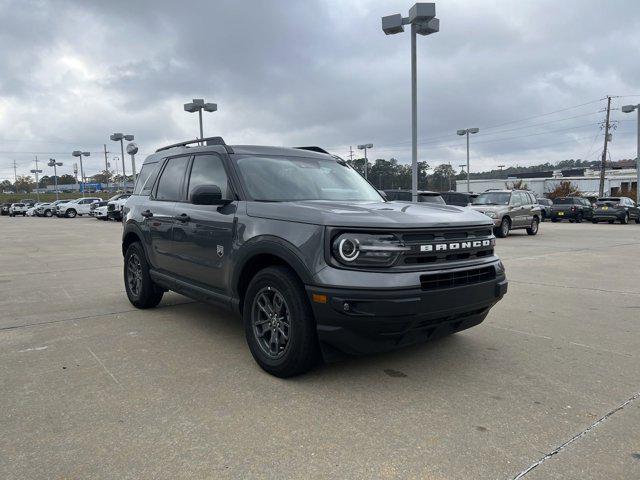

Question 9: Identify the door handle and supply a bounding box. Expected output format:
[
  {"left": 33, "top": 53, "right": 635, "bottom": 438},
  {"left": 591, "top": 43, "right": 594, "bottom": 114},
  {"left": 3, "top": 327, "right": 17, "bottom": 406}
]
[
  {"left": 174, "top": 213, "right": 190, "bottom": 222},
  {"left": 141, "top": 210, "right": 153, "bottom": 218}
]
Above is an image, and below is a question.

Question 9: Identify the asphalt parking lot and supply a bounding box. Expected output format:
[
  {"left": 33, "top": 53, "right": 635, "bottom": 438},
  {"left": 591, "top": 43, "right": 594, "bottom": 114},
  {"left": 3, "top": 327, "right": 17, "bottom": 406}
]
[{"left": 1, "top": 217, "right": 639, "bottom": 479}]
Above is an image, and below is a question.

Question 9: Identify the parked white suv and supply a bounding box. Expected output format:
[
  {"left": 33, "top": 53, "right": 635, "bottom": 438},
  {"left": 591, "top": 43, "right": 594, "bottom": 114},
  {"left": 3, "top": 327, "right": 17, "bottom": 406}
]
[
  {"left": 9, "top": 203, "right": 28, "bottom": 216},
  {"left": 106, "top": 193, "right": 131, "bottom": 220},
  {"left": 55, "top": 197, "right": 102, "bottom": 218}
]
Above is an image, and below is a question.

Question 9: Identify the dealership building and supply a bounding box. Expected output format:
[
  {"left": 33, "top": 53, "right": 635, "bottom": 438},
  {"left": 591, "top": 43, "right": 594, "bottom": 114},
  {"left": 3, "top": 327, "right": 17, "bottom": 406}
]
[{"left": 456, "top": 167, "right": 638, "bottom": 199}]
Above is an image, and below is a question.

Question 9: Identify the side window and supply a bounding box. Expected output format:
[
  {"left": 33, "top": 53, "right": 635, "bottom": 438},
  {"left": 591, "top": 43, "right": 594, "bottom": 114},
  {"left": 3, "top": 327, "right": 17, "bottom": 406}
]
[
  {"left": 511, "top": 193, "right": 522, "bottom": 206},
  {"left": 527, "top": 193, "right": 535, "bottom": 204},
  {"left": 187, "top": 154, "right": 231, "bottom": 200},
  {"left": 155, "top": 156, "right": 190, "bottom": 201},
  {"left": 134, "top": 161, "right": 161, "bottom": 196}
]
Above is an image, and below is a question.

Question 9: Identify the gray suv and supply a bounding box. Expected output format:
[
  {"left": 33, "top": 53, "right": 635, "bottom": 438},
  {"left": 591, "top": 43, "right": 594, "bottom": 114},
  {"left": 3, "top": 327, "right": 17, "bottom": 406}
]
[
  {"left": 122, "top": 137, "right": 508, "bottom": 377},
  {"left": 470, "top": 189, "right": 541, "bottom": 238}
]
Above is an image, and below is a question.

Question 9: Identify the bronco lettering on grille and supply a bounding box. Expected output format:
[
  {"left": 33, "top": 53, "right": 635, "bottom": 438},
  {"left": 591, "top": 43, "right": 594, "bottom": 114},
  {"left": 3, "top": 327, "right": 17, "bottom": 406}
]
[{"left": 420, "top": 239, "right": 493, "bottom": 252}]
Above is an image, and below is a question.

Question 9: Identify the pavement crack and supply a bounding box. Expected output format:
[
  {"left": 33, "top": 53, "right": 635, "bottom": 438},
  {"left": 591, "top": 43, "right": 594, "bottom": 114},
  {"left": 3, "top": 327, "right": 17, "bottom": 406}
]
[
  {"left": 87, "top": 347, "right": 123, "bottom": 388},
  {"left": 508, "top": 279, "right": 640, "bottom": 296},
  {"left": 0, "top": 300, "right": 196, "bottom": 332},
  {"left": 511, "top": 390, "right": 640, "bottom": 479}
]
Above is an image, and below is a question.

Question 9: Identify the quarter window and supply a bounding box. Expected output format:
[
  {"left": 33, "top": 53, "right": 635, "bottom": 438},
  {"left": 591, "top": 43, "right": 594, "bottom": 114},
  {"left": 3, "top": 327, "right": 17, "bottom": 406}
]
[
  {"left": 187, "top": 154, "right": 231, "bottom": 200},
  {"left": 155, "top": 156, "right": 190, "bottom": 201}
]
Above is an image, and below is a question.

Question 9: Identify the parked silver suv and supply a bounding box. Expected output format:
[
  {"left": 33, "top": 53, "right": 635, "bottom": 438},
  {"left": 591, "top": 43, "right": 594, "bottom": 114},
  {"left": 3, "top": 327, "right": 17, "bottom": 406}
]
[{"left": 470, "top": 189, "right": 541, "bottom": 238}]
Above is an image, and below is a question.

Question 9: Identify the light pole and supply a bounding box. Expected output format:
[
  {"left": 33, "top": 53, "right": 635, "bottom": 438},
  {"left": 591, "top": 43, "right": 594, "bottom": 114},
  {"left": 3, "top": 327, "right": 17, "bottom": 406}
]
[
  {"left": 382, "top": 3, "right": 439, "bottom": 202},
  {"left": 621, "top": 104, "right": 640, "bottom": 205},
  {"left": 72, "top": 150, "right": 90, "bottom": 197},
  {"left": 48, "top": 159, "right": 63, "bottom": 201},
  {"left": 126, "top": 142, "right": 139, "bottom": 188},
  {"left": 357, "top": 144, "right": 373, "bottom": 180},
  {"left": 184, "top": 99, "right": 217, "bottom": 143},
  {"left": 110, "top": 133, "right": 134, "bottom": 189},
  {"left": 457, "top": 127, "right": 479, "bottom": 192}
]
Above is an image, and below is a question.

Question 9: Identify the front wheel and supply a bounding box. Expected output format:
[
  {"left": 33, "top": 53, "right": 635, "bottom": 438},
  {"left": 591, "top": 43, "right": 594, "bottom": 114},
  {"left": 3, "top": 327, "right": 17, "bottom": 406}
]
[
  {"left": 66, "top": 209, "right": 76, "bottom": 218},
  {"left": 495, "top": 217, "right": 510, "bottom": 238},
  {"left": 527, "top": 217, "right": 539, "bottom": 235},
  {"left": 576, "top": 212, "right": 583, "bottom": 223},
  {"left": 124, "top": 242, "right": 164, "bottom": 308},
  {"left": 621, "top": 213, "right": 629, "bottom": 225},
  {"left": 243, "top": 266, "right": 319, "bottom": 377},
  {"left": 45, "top": 210, "right": 52, "bottom": 217}
]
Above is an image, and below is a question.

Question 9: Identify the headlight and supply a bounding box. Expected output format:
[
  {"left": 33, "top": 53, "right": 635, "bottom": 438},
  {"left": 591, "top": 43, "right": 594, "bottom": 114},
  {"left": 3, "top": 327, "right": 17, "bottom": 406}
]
[
  {"left": 332, "top": 233, "right": 410, "bottom": 267},
  {"left": 484, "top": 211, "right": 497, "bottom": 218}
]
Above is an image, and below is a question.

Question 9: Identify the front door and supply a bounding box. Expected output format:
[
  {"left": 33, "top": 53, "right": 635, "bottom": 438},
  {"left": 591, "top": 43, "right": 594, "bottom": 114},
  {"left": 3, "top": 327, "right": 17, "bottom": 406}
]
[{"left": 171, "top": 153, "right": 237, "bottom": 293}]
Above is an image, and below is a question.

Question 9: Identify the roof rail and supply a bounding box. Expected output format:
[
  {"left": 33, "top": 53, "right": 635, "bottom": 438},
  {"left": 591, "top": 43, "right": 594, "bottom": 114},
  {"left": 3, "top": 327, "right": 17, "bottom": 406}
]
[
  {"left": 156, "top": 136, "right": 227, "bottom": 153},
  {"left": 295, "top": 146, "right": 330, "bottom": 154}
]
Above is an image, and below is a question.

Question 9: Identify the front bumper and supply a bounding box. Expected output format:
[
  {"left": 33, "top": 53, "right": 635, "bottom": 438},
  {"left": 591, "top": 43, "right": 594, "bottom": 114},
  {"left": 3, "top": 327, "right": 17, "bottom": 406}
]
[{"left": 307, "top": 270, "right": 507, "bottom": 358}]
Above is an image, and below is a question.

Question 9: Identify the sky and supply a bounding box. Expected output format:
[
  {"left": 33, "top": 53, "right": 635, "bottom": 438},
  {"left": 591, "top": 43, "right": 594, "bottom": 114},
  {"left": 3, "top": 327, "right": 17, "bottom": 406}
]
[{"left": 1, "top": 0, "right": 640, "bottom": 182}]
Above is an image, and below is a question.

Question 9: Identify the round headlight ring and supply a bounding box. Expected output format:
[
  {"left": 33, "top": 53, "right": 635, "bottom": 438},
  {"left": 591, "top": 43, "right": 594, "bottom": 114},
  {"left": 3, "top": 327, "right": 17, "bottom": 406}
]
[{"left": 338, "top": 237, "right": 360, "bottom": 262}]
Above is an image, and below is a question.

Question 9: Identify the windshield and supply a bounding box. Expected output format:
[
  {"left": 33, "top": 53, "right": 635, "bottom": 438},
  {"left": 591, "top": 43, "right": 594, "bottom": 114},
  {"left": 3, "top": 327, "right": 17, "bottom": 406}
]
[
  {"left": 419, "top": 195, "right": 445, "bottom": 205},
  {"left": 235, "top": 155, "right": 383, "bottom": 202},
  {"left": 473, "top": 192, "right": 511, "bottom": 205}
]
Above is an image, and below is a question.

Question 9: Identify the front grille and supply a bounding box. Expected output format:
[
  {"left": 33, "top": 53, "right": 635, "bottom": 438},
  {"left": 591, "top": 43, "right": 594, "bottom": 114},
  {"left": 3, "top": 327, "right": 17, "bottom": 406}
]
[
  {"left": 420, "top": 266, "right": 496, "bottom": 291},
  {"left": 398, "top": 228, "right": 495, "bottom": 266}
]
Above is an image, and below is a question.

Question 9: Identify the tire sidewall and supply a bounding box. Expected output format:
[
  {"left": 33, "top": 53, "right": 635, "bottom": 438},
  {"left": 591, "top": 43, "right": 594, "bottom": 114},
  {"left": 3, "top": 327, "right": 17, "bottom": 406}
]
[{"left": 124, "top": 242, "right": 163, "bottom": 308}]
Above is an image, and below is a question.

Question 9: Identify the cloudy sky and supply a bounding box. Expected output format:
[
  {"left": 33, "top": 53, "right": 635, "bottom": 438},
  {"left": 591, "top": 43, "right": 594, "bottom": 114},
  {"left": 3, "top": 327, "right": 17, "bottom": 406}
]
[{"left": 1, "top": 0, "right": 640, "bottom": 181}]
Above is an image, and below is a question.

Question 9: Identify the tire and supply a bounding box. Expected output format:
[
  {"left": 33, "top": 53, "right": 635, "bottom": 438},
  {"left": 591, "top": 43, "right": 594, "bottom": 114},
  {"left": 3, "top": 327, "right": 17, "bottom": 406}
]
[
  {"left": 608, "top": 220, "right": 615, "bottom": 224},
  {"left": 124, "top": 242, "right": 164, "bottom": 309},
  {"left": 551, "top": 218, "right": 558, "bottom": 223},
  {"left": 66, "top": 209, "right": 76, "bottom": 218},
  {"left": 22, "top": 213, "right": 26, "bottom": 217},
  {"left": 576, "top": 212, "right": 583, "bottom": 223},
  {"left": 621, "top": 213, "right": 629, "bottom": 225},
  {"left": 635, "top": 217, "right": 640, "bottom": 224},
  {"left": 243, "top": 266, "right": 319, "bottom": 377},
  {"left": 592, "top": 220, "right": 598, "bottom": 224},
  {"left": 526, "top": 217, "right": 539, "bottom": 235},
  {"left": 495, "top": 217, "right": 510, "bottom": 238},
  {"left": 44, "top": 210, "right": 52, "bottom": 217},
  {"left": 541, "top": 211, "right": 546, "bottom": 222}
]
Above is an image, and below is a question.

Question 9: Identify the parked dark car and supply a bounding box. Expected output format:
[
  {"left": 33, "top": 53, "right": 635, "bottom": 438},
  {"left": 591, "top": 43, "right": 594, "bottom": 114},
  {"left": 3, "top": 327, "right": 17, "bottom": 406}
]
[
  {"left": 537, "top": 198, "right": 553, "bottom": 221},
  {"left": 592, "top": 197, "right": 640, "bottom": 224},
  {"left": 383, "top": 189, "right": 445, "bottom": 204},
  {"left": 440, "top": 191, "right": 478, "bottom": 207},
  {"left": 550, "top": 197, "right": 593, "bottom": 223},
  {"left": 0, "top": 202, "right": 11, "bottom": 215},
  {"left": 121, "top": 138, "right": 507, "bottom": 377}
]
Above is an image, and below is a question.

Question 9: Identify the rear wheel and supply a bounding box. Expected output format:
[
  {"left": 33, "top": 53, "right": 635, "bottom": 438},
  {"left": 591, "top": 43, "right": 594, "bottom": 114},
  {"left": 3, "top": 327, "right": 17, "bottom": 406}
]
[
  {"left": 124, "top": 242, "right": 164, "bottom": 308},
  {"left": 635, "top": 217, "right": 640, "bottom": 224},
  {"left": 576, "top": 212, "right": 583, "bottom": 223},
  {"left": 608, "top": 220, "right": 615, "bottom": 224},
  {"left": 66, "top": 209, "right": 76, "bottom": 218},
  {"left": 495, "top": 217, "right": 510, "bottom": 238},
  {"left": 45, "top": 210, "right": 52, "bottom": 217},
  {"left": 243, "top": 266, "right": 319, "bottom": 377},
  {"left": 551, "top": 218, "right": 558, "bottom": 223},
  {"left": 526, "top": 217, "right": 539, "bottom": 235}
]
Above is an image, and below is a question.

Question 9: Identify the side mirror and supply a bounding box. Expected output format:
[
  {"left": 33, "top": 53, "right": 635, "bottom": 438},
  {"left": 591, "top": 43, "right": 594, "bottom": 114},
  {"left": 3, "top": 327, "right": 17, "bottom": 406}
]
[{"left": 190, "top": 185, "right": 231, "bottom": 206}]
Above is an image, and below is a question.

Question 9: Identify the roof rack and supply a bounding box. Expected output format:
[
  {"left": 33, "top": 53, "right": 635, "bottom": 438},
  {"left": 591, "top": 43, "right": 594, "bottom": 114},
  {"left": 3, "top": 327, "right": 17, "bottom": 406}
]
[
  {"left": 295, "top": 146, "right": 330, "bottom": 154},
  {"left": 156, "top": 136, "right": 227, "bottom": 153}
]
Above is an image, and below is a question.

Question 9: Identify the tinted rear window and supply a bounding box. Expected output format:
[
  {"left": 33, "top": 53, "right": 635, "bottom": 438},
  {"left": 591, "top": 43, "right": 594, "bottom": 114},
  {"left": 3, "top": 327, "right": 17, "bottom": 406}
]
[{"left": 553, "top": 198, "right": 576, "bottom": 204}]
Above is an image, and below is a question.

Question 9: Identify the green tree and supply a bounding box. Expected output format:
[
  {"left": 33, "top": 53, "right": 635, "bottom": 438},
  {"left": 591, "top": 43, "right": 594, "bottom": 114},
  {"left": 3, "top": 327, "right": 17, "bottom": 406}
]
[
  {"left": 58, "top": 174, "right": 76, "bottom": 185},
  {"left": 1, "top": 179, "right": 12, "bottom": 192},
  {"left": 14, "top": 175, "right": 35, "bottom": 193},
  {"left": 430, "top": 164, "right": 456, "bottom": 191},
  {"left": 91, "top": 170, "right": 113, "bottom": 184}
]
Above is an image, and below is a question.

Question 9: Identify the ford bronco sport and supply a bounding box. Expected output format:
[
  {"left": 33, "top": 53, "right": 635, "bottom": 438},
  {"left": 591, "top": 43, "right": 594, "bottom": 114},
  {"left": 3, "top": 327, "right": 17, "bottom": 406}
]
[{"left": 122, "top": 137, "right": 508, "bottom": 377}]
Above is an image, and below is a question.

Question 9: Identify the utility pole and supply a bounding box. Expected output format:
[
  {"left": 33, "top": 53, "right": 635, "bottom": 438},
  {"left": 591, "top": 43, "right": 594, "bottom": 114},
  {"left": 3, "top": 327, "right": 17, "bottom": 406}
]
[
  {"left": 348, "top": 146, "right": 354, "bottom": 162},
  {"left": 103, "top": 144, "right": 109, "bottom": 172},
  {"left": 12, "top": 160, "right": 18, "bottom": 186},
  {"left": 599, "top": 96, "right": 612, "bottom": 197}
]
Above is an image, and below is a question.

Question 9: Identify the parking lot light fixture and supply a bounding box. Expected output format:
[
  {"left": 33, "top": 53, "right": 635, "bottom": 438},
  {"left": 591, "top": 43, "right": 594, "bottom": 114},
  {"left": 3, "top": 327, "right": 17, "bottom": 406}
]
[
  {"left": 621, "top": 104, "right": 640, "bottom": 204},
  {"left": 357, "top": 144, "right": 373, "bottom": 180},
  {"left": 457, "top": 128, "right": 479, "bottom": 192},
  {"left": 110, "top": 133, "right": 134, "bottom": 189},
  {"left": 382, "top": 3, "right": 439, "bottom": 202},
  {"left": 72, "top": 150, "right": 90, "bottom": 197},
  {"left": 184, "top": 98, "right": 218, "bottom": 143},
  {"left": 47, "top": 158, "right": 63, "bottom": 201}
]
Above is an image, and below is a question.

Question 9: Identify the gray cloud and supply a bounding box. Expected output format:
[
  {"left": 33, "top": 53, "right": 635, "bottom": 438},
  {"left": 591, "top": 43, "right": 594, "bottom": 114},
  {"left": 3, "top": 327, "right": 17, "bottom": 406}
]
[{"left": 2, "top": 0, "right": 640, "bottom": 180}]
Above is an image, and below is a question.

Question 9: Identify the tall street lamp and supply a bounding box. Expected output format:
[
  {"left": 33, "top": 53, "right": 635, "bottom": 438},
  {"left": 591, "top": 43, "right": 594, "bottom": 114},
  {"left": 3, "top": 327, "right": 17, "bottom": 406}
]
[
  {"left": 110, "top": 133, "right": 134, "bottom": 189},
  {"left": 48, "top": 159, "right": 63, "bottom": 201},
  {"left": 72, "top": 150, "right": 90, "bottom": 197},
  {"left": 184, "top": 98, "right": 217, "bottom": 143},
  {"left": 382, "top": 3, "right": 439, "bottom": 202},
  {"left": 621, "top": 104, "right": 640, "bottom": 205},
  {"left": 357, "top": 143, "right": 373, "bottom": 180},
  {"left": 457, "top": 127, "right": 479, "bottom": 192}
]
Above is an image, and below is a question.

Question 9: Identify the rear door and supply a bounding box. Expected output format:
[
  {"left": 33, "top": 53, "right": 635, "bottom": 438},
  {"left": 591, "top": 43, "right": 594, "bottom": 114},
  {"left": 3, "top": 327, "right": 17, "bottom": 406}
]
[
  {"left": 170, "top": 153, "right": 237, "bottom": 293},
  {"left": 509, "top": 192, "right": 525, "bottom": 226},
  {"left": 147, "top": 155, "right": 191, "bottom": 273}
]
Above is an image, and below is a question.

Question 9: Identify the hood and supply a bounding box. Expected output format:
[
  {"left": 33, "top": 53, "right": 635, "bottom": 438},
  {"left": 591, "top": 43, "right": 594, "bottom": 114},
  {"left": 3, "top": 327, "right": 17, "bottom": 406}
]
[
  {"left": 469, "top": 204, "right": 504, "bottom": 213},
  {"left": 246, "top": 200, "right": 492, "bottom": 228}
]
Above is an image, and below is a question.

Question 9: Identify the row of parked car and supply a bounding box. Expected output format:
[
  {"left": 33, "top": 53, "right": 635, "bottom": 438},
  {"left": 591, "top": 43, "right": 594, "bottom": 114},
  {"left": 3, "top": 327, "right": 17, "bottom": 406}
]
[
  {"left": 0, "top": 194, "right": 131, "bottom": 220},
  {"left": 383, "top": 189, "right": 640, "bottom": 238}
]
